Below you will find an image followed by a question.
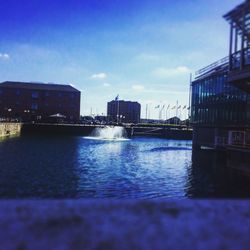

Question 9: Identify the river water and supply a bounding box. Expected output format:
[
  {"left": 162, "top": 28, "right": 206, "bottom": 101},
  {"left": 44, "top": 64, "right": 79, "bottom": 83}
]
[{"left": 0, "top": 135, "right": 249, "bottom": 199}]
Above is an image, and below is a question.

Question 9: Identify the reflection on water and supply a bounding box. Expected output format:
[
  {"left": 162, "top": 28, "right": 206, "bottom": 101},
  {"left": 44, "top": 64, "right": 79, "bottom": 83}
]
[
  {"left": 187, "top": 149, "right": 250, "bottom": 198},
  {"left": 74, "top": 137, "right": 192, "bottom": 198},
  {"left": 0, "top": 135, "right": 249, "bottom": 199},
  {"left": 0, "top": 136, "right": 80, "bottom": 198}
]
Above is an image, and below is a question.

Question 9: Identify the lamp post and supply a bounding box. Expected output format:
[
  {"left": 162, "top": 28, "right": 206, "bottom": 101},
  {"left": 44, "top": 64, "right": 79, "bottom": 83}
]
[
  {"left": 148, "top": 103, "right": 151, "bottom": 120},
  {"left": 116, "top": 99, "right": 119, "bottom": 124},
  {"left": 7, "top": 108, "right": 12, "bottom": 121},
  {"left": 24, "top": 109, "right": 30, "bottom": 122}
]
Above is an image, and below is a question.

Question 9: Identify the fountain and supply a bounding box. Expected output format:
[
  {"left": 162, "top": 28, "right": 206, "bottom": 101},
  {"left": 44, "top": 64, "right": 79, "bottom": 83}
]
[{"left": 84, "top": 126, "right": 129, "bottom": 141}]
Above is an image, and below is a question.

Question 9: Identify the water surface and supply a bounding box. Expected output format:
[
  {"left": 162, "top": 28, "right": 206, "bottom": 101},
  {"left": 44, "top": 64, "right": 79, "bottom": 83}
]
[{"left": 0, "top": 135, "right": 249, "bottom": 199}]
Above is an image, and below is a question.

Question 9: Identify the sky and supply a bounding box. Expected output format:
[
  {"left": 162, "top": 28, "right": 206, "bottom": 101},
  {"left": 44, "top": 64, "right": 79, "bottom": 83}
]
[{"left": 0, "top": 0, "right": 243, "bottom": 119}]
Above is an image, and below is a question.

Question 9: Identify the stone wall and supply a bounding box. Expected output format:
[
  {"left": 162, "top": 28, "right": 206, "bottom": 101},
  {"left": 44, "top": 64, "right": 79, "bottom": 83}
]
[
  {"left": 0, "top": 123, "right": 22, "bottom": 137},
  {"left": 0, "top": 199, "right": 249, "bottom": 249}
]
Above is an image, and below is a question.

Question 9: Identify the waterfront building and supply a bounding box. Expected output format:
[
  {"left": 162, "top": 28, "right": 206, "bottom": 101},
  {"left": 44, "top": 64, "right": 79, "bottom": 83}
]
[
  {"left": 166, "top": 116, "right": 181, "bottom": 125},
  {"left": 107, "top": 100, "right": 141, "bottom": 124},
  {"left": 0, "top": 81, "right": 81, "bottom": 122},
  {"left": 191, "top": 1, "right": 250, "bottom": 172}
]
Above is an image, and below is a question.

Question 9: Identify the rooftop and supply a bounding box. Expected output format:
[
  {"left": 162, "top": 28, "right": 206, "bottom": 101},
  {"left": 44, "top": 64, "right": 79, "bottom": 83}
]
[
  {"left": 224, "top": 0, "right": 250, "bottom": 21},
  {"left": 224, "top": 1, "right": 250, "bottom": 42},
  {"left": 0, "top": 81, "right": 80, "bottom": 92},
  {"left": 109, "top": 100, "right": 140, "bottom": 104}
]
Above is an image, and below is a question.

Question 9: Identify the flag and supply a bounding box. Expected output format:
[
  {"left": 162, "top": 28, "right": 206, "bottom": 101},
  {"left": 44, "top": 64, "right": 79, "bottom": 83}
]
[
  {"left": 172, "top": 106, "right": 176, "bottom": 109},
  {"left": 183, "top": 105, "right": 187, "bottom": 109},
  {"left": 177, "top": 105, "right": 181, "bottom": 109},
  {"left": 167, "top": 104, "right": 170, "bottom": 109},
  {"left": 187, "top": 106, "right": 190, "bottom": 110},
  {"left": 155, "top": 105, "right": 160, "bottom": 109},
  {"left": 115, "top": 94, "right": 119, "bottom": 101}
]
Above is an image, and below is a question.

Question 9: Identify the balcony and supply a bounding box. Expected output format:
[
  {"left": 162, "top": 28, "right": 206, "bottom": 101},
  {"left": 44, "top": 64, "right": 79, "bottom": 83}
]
[
  {"left": 228, "top": 48, "right": 250, "bottom": 92},
  {"left": 195, "top": 57, "right": 228, "bottom": 80},
  {"left": 224, "top": 1, "right": 250, "bottom": 93}
]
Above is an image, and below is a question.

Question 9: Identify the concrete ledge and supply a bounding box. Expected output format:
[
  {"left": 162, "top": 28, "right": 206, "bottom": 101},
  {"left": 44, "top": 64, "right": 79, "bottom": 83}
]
[{"left": 0, "top": 199, "right": 250, "bottom": 249}]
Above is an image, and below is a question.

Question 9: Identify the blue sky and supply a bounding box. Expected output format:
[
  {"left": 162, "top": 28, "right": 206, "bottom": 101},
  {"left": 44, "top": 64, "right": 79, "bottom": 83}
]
[{"left": 0, "top": 0, "right": 242, "bottom": 119}]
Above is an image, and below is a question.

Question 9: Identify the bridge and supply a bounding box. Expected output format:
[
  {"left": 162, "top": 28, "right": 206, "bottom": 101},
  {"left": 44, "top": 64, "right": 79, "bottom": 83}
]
[{"left": 15, "top": 122, "right": 193, "bottom": 140}]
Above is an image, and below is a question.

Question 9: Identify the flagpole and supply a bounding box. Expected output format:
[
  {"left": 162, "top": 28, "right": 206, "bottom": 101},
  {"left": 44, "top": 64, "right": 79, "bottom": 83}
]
[
  {"left": 118, "top": 99, "right": 119, "bottom": 124},
  {"left": 176, "top": 100, "right": 178, "bottom": 125},
  {"left": 159, "top": 105, "right": 161, "bottom": 121},
  {"left": 148, "top": 103, "right": 151, "bottom": 120},
  {"left": 116, "top": 95, "right": 119, "bottom": 124},
  {"left": 166, "top": 105, "right": 169, "bottom": 123}
]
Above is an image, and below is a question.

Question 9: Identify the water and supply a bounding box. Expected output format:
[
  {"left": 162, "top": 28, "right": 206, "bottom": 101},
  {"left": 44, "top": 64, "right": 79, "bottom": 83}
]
[{"left": 0, "top": 134, "right": 250, "bottom": 199}]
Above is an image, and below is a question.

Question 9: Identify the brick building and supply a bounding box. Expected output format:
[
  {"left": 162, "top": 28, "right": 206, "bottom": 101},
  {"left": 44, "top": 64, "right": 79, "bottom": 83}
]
[
  {"left": 0, "top": 81, "right": 81, "bottom": 122},
  {"left": 107, "top": 100, "right": 141, "bottom": 124}
]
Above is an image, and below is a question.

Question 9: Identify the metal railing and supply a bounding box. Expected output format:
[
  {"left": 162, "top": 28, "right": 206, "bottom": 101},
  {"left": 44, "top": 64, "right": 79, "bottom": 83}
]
[
  {"left": 195, "top": 48, "right": 250, "bottom": 78},
  {"left": 231, "top": 47, "right": 250, "bottom": 70},
  {"left": 228, "top": 130, "right": 250, "bottom": 148},
  {"left": 214, "top": 130, "right": 250, "bottom": 149},
  {"left": 195, "top": 56, "right": 229, "bottom": 78}
]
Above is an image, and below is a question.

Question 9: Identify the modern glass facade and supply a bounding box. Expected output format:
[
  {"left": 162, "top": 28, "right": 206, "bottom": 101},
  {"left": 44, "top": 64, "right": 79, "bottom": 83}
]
[{"left": 191, "top": 67, "right": 250, "bottom": 126}]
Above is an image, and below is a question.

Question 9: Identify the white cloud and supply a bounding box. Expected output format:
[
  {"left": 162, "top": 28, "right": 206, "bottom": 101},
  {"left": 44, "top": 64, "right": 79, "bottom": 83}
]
[
  {"left": 103, "top": 82, "right": 110, "bottom": 87},
  {"left": 90, "top": 72, "right": 107, "bottom": 79},
  {"left": 132, "top": 84, "right": 145, "bottom": 91},
  {"left": 152, "top": 66, "right": 191, "bottom": 78},
  {"left": 0, "top": 53, "right": 10, "bottom": 60}
]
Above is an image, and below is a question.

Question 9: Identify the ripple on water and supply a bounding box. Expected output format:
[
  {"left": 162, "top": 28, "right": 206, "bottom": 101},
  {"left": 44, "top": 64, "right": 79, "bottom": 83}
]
[{"left": 1, "top": 136, "right": 249, "bottom": 198}]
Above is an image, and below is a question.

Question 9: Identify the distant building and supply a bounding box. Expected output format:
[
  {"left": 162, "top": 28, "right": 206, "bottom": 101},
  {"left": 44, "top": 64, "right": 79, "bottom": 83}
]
[
  {"left": 0, "top": 81, "right": 81, "bottom": 122},
  {"left": 140, "top": 118, "right": 160, "bottom": 124},
  {"left": 107, "top": 100, "right": 141, "bottom": 124},
  {"left": 94, "top": 115, "right": 108, "bottom": 124},
  {"left": 166, "top": 116, "right": 181, "bottom": 125}
]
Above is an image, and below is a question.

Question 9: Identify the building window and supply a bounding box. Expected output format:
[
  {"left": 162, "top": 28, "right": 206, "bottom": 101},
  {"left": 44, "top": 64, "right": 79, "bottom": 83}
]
[
  {"left": 32, "top": 91, "right": 39, "bottom": 99},
  {"left": 31, "top": 103, "right": 38, "bottom": 110}
]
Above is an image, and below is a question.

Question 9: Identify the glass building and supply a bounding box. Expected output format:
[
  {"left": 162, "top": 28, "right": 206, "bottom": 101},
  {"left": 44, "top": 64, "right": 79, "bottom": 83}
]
[
  {"left": 191, "top": 65, "right": 249, "bottom": 126},
  {"left": 191, "top": 1, "right": 250, "bottom": 154}
]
